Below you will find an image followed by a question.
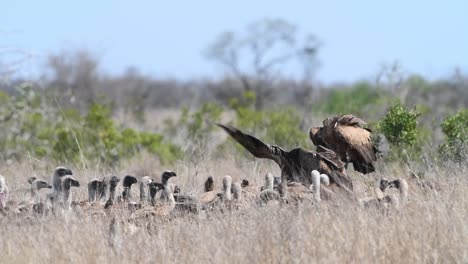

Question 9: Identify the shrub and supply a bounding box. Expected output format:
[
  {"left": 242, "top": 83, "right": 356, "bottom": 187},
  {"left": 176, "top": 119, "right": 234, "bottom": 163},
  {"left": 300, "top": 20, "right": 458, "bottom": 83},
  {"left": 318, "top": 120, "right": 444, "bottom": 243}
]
[
  {"left": 229, "top": 91, "right": 307, "bottom": 148},
  {"left": 439, "top": 109, "right": 468, "bottom": 162},
  {"left": 377, "top": 104, "right": 420, "bottom": 148},
  {"left": 0, "top": 84, "right": 181, "bottom": 165}
]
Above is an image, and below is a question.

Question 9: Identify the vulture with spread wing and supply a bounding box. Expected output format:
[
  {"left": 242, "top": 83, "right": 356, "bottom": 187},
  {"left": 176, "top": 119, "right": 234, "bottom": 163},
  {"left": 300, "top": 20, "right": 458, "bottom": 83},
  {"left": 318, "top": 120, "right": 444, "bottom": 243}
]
[
  {"left": 309, "top": 115, "right": 378, "bottom": 174},
  {"left": 218, "top": 123, "right": 353, "bottom": 193}
]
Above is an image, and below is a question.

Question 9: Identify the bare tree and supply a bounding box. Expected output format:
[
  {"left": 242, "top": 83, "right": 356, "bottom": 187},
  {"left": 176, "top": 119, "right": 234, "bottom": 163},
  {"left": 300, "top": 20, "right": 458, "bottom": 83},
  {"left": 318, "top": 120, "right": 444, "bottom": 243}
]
[
  {"left": 46, "top": 50, "right": 100, "bottom": 110},
  {"left": 204, "top": 18, "right": 320, "bottom": 109}
]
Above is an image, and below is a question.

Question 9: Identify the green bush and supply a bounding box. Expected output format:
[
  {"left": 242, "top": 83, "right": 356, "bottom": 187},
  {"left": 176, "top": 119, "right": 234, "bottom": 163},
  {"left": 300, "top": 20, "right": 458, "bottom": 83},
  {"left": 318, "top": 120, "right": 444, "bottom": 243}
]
[
  {"left": 0, "top": 84, "right": 181, "bottom": 165},
  {"left": 229, "top": 91, "right": 307, "bottom": 148},
  {"left": 314, "top": 81, "right": 385, "bottom": 116},
  {"left": 439, "top": 109, "right": 468, "bottom": 162},
  {"left": 377, "top": 103, "right": 420, "bottom": 148}
]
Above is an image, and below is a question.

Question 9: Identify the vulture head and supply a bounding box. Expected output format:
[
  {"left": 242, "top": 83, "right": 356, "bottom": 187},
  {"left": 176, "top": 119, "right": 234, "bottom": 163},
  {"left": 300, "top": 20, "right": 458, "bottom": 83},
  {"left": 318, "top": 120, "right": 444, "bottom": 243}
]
[
  {"left": 241, "top": 179, "right": 250, "bottom": 188},
  {"left": 123, "top": 175, "right": 138, "bottom": 188},
  {"left": 52, "top": 166, "right": 73, "bottom": 191},
  {"left": 122, "top": 175, "right": 138, "bottom": 201},
  {"left": 28, "top": 177, "right": 38, "bottom": 184},
  {"left": 204, "top": 176, "right": 214, "bottom": 192},
  {"left": 55, "top": 166, "right": 73, "bottom": 177},
  {"left": 31, "top": 179, "right": 52, "bottom": 191},
  {"left": 109, "top": 176, "right": 120, "bottom": 186},
  {"left": 62, "top": 175, "right": 80, "bottom": 204},
  {"left": 148, "top": 182, "right": 165, "bottom": 202},
  {"left": 63, "top": 176, "right": 80, "bottom": 189},
  {"left": 161, "top": 171, "right": 177, "bottom": 185}
]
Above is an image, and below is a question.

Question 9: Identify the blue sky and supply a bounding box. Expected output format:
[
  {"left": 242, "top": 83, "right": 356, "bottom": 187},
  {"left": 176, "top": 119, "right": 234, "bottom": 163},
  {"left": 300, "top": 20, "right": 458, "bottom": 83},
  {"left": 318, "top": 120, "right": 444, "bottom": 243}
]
[{"left": 2, "top": 0, "right": 467, "bottom": 83}]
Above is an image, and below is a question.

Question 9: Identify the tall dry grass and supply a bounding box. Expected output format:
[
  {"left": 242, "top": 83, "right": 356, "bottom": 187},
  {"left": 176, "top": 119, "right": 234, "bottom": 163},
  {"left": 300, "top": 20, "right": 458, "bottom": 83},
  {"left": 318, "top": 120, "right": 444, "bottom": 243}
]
[{"left": 0, "top": 156, "right": 467, "bottom": 264}]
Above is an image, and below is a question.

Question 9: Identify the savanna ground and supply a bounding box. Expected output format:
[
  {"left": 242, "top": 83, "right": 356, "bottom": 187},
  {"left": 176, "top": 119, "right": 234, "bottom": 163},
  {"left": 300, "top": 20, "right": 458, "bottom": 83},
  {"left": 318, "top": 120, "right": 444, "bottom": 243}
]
[{"left": 1, "top": 152, "right": 467, "bottom": 263}]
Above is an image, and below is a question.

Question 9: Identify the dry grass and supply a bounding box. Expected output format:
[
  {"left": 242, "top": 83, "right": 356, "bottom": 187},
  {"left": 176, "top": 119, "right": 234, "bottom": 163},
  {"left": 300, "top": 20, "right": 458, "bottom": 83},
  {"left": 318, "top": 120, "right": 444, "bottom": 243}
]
[{"left": 0, "top": 157, "right": 467, "bottom": 264}]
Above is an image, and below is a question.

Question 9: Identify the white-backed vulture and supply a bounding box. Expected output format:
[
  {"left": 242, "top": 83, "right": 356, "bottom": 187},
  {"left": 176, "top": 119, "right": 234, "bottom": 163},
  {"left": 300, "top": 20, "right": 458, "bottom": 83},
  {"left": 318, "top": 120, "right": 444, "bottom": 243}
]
[
  {"left": 30, "top": 179, "right": 52, "bottom": 203},
  {"left": 218, "top": 124, "right": 353, "bottom": 194},
  {"left": 227, "top": 182, "right": 248, "bottom": 210},
  {"left": 0, "top": 175, "right": 8, "bottom": 209},
  {"left": 310, "top": 170, "right": 330, "bottom": 202},
  {"left": 199, "top": 175, "right": 233, "bottom": 207},
  {"left": 28, "top": 176, "right": 37, "bottom": 184},
  {"left": 121, "top": 175, "right": 138, "bottom": 202},
  {"left": 139, "top": 176, "right": 154, "bottom": 202},
  {"left": 47, "top": 166, "right": 74, "bottom": 205},
  {"left": 137, "top": 185, "right": 177, "bottom": 217},
  {"left": 309, "top": 115, "right": 378, "bottom": 174},
  {"left": 8, "top": 178, "right": 51, "bottom": 215},
  {"left": 104, "top": 176, "right": 120, "bottom": 209},
  {"left": 159, "top": 171, "right": 177, "bottom": 201},
  {"left": 52, "top": 166, "right": 73, "bottom": 192},
  {"left": 258, "top": 173, "right": 281, "bottom": 205},
  {"left": 62, "top": 176, "right": 80, "bottom": 206},
  {"left": 88, "top": 177, "right": 110, "bottom": 202},
  {"left": 360, "top": 178, "right": 408, "bottom": 210}
]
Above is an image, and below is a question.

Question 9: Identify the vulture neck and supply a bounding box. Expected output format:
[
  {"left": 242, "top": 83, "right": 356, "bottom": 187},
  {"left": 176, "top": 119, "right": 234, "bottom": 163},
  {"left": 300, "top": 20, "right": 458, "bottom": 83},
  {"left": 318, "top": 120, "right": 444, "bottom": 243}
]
[
  {"left": 109, "top": 182, "right": 118, "bottom": 202},
  {"left": 139, "top": 182, "right": 147, "bottom": 202},
  {"left": 223, "top": 178, "right": 232, "bottom": 201},
  {"left": 265, "top": 174, "right": 274, "bottom": 190},
  {"left": 311, "top": 172, "right": 321, "bottom": 202}
]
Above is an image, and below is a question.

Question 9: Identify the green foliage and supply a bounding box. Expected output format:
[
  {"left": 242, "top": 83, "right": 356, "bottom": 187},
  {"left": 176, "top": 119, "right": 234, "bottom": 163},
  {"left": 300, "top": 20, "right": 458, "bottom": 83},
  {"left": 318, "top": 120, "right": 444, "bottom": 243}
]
[
  {"left": 439, "top": 109, "right": 468, "bottom": 162},
  {"left": 171, "top": 102, "right": 223, "bottom": 143},
  {"left": 229, "top": 91, "right": 307, "bottom": 148},
  {"left": 314, "top": 82, "right": 385, "bottom": 116},
  {"left": 0, "top": 84, "right": 181, "bottom": 165},
  {"left": 377, "top": 104, "right": 420, "bottom": 148},
  {"left": 166, "top": 102, "right": 223, "bottom": 163}
]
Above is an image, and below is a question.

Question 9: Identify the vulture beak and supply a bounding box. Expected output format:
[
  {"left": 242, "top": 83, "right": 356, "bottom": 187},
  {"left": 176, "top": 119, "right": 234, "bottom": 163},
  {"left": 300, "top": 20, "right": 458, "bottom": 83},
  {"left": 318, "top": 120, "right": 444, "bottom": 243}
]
[{"left": 71, "top": 179, "right": 80, "bottom": 187}]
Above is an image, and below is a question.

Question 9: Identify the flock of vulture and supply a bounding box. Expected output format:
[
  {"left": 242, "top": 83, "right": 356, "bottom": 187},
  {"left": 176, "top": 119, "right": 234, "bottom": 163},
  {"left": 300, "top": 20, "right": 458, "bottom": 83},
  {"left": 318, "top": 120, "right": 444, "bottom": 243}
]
[{"left": 0, "top": 114, "right": 409, "bottom": 220}]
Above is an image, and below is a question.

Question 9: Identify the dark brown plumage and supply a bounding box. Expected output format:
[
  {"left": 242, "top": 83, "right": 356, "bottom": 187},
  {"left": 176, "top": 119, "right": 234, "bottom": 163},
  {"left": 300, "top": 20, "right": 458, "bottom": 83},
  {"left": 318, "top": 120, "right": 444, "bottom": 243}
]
[
  {"left": 309, "top": 115, "right": 378, "bottom": 174},
  {"left": 218, "top": 123, "right": 353, "bottom": 193},
  {"left": 204, "top": 176, "right": 214, "bottom": 192}
]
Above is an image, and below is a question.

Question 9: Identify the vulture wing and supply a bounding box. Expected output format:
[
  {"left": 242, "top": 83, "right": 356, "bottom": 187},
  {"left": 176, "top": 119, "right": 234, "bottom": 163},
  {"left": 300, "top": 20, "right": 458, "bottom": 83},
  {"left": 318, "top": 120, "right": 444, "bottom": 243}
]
[
  {"left": 334, "top": 120, "right": 377, "bottom": 174},
  {"left": 217, "top": 124, "right": 285, "bottom": 165},
  {"left": 316, "top": 145, "right": 354, "bottom": 192}
]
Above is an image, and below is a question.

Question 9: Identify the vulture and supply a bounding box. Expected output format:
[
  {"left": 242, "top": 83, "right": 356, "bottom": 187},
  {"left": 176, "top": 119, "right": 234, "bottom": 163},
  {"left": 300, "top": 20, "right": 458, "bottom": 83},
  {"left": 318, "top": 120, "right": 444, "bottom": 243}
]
[
  {"left": 88, "top": 177, "right": 110, "bottom": 202},
  {"left": 360, "top": 178, "right": 409, "bottom": 210},
  {"left": 104, "top": 176, "right": 120, "bottom": 209},
  {"left": 158, "top": 171, "right": 177, "bottom": 201},
  {"left": 218, "top": 124, "right": 353, "bottom": 193},
  {"left": 258, "top": 173, "right": 281, "bottom": 205},
  {"left": 204, "top": 176, "right": 214, "bottom": 192},
  {"left": 62, "top": 176, "right": 80, "bottom": 206},
  {"left": 139, "top": 176, "right": 154, "bottom": 202},
  {"left": 52, "top": 166, "right": 74, "bottom": 192},
  {"left": 30, "top": 178, "right": 52, "bottom": 202},
  {"left": 309, "top": 115, "right": 378, "bottom": 174},
  {"left": 47, "top": 166, "right": 73, "bottom": 205},
  {"left": 121, "top": 175, "right": 138, "bottom": 202},
  {"left": 199, "top": 175, "right": 233, "bottom": 208},
  {"left": 310, "top": 170, "right": 330, "bottom": 202}
]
